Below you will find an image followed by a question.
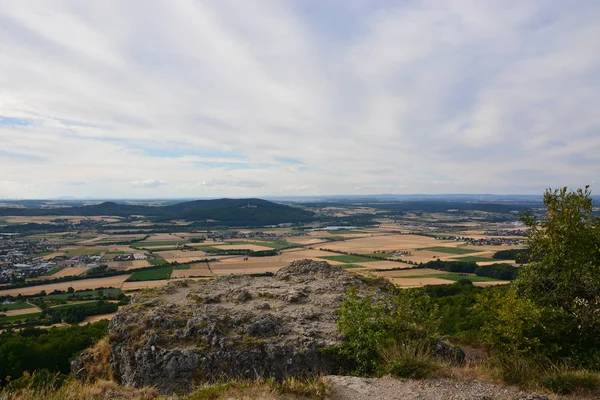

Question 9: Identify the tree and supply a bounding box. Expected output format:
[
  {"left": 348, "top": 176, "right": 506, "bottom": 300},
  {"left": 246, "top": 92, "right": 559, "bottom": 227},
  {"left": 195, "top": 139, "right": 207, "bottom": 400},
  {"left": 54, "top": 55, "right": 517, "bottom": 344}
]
[
  {"left": 67, "top": 287, "right": 74, "bottom": 294},
  {"left": 481, "top": 186, "right": 600, "bottom": 368},
  {"left": 516, "top": 186, "right": 600, "bottom": 308}
]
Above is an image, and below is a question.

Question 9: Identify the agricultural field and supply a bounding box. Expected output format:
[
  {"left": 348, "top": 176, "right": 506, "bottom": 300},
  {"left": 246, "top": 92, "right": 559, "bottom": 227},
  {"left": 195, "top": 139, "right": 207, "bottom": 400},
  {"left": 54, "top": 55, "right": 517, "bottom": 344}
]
[
  {"left": 318, "top": 254, "right": 381, "bottom": 263},
  {"left": 320, "top": 234, "right": 459, "bottom": 253},
  {"left": 0, "top": 302, "right": 35, "bottom": 311},
  {"left": 0, "top": 275, "right": 131, "bottom": 296},
  {"left": 127, "top": 266, "right": 173, "bottom": 281},
  {"left": 107, "top": 260, "right": 151, "bottom": 270},
  {"left": 41, "top": 266, "right": 65, "bottom": 276},
  {"left": 419, "top": 246, "right": 479, "bottom": 255},
  {"left": 214, "top": 244, "right": 274, "bottom": 251},
  {"left": 155, "top": 250, "right": 209, "bottom": 263},
  {"left": 452, "top": 256, "right": 497, "bottom": 262},
  {"left": 394, "top": 273, "right": 499, "bottom": 282},
  {"left": 44, "top": 266, "right": 91, "bottom": 279},
  {"left": 170, "top": 263, "right": 211, "bottom": 278},
  {"left": 0, "top": 312, "right": 43, "bottom": 322}
]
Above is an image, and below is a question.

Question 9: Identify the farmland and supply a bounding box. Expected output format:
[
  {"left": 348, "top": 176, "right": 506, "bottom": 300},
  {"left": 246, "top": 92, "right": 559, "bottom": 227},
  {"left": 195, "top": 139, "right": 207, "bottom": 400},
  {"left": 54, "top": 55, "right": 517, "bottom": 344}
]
[
  {"left": 127, "top": 266, "right": 173, "bottom": 281},
  {"left": 419, "top": 246, "right": 479, "bottom": 255},
  {"left": 319, "top": 254, "right": 381, "bottom": 263},
  {"left": 0, "top": 197, "right": 529, "bottom": 321}
]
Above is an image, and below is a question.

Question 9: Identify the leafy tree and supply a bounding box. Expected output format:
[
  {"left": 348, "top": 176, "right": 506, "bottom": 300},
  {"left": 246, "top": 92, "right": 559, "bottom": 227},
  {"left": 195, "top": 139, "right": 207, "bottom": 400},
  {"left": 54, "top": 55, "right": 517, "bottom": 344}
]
[
  {"left": 479, "top": 187, "right": 600, "bottom": 368},
  {"left": 516, "top": 186, "right": 600, "bottom": 308}
]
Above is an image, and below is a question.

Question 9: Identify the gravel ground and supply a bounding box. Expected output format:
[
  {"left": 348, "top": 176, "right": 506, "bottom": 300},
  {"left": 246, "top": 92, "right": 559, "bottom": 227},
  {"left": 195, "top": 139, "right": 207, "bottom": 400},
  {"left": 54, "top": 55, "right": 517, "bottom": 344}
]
[{"left": 326, "top": 376, "right": 549, "bottom": 400}]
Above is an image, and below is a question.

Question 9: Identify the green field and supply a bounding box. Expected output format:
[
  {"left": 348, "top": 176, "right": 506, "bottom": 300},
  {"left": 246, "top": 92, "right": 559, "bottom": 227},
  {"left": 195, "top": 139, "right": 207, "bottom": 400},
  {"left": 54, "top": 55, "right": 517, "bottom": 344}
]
[
  {"left": 326, "top": 229, "right": 367, "bottom": 234},
  {"left": 319, "top": 255, "right": 380, "bottom": 263},
  {"left": 419, "top": 247, "right": 479, "bottom": 255},
  {"left": 132, "top": 240, "right": 189, "bottom": 248},
  {"left": 453, "top": 256, "right": 497, "bottom": 262},
  {"left": 224, "top": 240, "right": 297, "bottom": 250},
  {"left": 127, "top": 266, "right": 173, "bottom": 281},
  {"left": 0, "top": 302, "right": 35, "bottom": 311},
  {"left": 341, "top": 264, "right": 365, "bottom": 269},
  {"left": 174, "top": 264, "right": 191, "bottom": 270},
  {"left": 148, "top": 257, "right": 169, "bottom": 266},
  {"left": 41, "top": 266, "right": 65, "bottom": 276},
  {"left": 0, "top": 312, "right": 42, "bottom": 322},
  {"left": 397, "top": 273, "right": 499, "bottom": 282},
  {"left": 63, "top": 248, "right": 102, "bottom": 257}
]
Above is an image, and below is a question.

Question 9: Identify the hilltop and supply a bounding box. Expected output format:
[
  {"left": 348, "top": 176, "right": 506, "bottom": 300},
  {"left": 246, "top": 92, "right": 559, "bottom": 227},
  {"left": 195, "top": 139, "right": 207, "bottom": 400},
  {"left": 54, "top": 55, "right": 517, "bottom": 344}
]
[{"left": 0, "top": 198, "right": 315, "bottom": 226}]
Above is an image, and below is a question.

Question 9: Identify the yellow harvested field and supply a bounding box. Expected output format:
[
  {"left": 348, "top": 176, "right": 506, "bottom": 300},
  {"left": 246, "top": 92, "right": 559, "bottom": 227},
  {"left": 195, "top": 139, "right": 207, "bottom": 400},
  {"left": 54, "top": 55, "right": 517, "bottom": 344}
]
[
  {"left": 141, "top": 233, "right": 183, "bottom": 242},
  {"left": 42, "top": 252, "right": 66, "bottom": 260},
  {"left": 49, "top": 267, "right": 91, "bottom": 278},
  {"left": 356, "top": 261, "right": 415, "bottom": 270},
  {"left": 474, "top": 281, "right": 510, "bottom": 287},
  {"left": 320, "top": 234, "right": 460, "bottom": 253},
  {"left": 4, "top": 307, "right": 41, "bottom": 317},
  {"left": 156, "top": 250, "right": 207, "bottom": 260},
  {"left": 79, "top": 312, "right": 117, "bottom": 325},
  {"left": 0, "top": 275, "right": 131, "bottom": 296},
  {"left": 390, "top": 277, "right": 455, "bottom": 287},
  {"left": 214, "top": 244, "right": 273, "bottom": 251},
  {"left": 285, "top": 236, "right": 326, "bottom": 245},
  {"left": 171, "top": 264, "right": 212, "bottom": 278},
  {"left": 373, "top": 268, "right": 446, "bottom": 277},
  {"left": 4, "top": 216, "right": 120, "bottom": 224},
  {"left": 107, "top": 260, "right": 150, "bottom": 271},
  {"left": 476, "top": 260, "right": 516, "bottom": 266},
  {"left": 210, "top": 249, "right": 343, "bottom": 275}
]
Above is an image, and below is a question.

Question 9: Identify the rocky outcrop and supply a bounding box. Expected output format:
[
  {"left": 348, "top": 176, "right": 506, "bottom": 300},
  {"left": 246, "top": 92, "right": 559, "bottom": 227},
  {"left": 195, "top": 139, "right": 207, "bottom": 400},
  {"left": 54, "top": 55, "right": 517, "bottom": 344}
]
[{"left": 79, "top": 260, "right": 393, "bottom": 393}]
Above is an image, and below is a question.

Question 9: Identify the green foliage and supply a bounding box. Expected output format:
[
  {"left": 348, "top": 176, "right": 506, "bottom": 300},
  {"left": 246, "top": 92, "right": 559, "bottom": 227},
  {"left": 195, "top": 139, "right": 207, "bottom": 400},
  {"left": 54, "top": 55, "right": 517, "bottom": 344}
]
[
  {"left": 452, "top": 256, "right": 496, "bottom": 262},
  {"left": 42, "top": 300, "right": 118, "bottom": 324},
  {"left": 424, "top": 282, "right": 484, "bottom": 339},
  {"left": 474, "top": 287, "right": 558, "bottom": 359},
  {"left": 332, "top": 288, "right": 440, "bottom": 376},
  {"left": 474, "top": 263, "right": 519, "bottom": 280},
  {"left": 514, "top": 186, "right": 600, "bottom": 367},
  {"left": 492, "top": 248, "right": 530, "bottom": 263},
  {"left": 0, "top": 321, "right": 108, "bottom": 383}
]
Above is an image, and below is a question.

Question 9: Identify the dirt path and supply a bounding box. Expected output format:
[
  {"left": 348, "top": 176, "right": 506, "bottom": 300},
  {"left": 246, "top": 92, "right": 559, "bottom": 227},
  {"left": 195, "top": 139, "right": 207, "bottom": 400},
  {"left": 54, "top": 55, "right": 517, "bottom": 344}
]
[{"left": 326, "top": 376, "right": 548, "bottom": 400}]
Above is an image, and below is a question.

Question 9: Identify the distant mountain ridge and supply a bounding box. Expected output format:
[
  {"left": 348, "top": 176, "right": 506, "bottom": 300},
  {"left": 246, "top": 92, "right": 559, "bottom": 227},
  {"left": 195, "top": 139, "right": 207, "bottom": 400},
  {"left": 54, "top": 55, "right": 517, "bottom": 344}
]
[{"left": 0, "top": 198, "right": 315, "bottom": 226}]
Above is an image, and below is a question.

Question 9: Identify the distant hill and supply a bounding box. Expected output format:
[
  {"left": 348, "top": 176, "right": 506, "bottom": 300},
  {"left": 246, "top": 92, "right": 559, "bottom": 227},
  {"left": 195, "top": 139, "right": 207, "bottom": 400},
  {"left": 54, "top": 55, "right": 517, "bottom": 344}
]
[{"left": 0, "top": 198, "right": 315, "bottom": 226}]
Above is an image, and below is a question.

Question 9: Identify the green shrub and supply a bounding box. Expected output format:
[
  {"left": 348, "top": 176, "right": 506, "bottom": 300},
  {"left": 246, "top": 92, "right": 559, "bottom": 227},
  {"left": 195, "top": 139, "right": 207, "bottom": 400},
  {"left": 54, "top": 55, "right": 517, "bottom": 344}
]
[{"left": 332, "top": 288, "right": 440, "bottom": 376}]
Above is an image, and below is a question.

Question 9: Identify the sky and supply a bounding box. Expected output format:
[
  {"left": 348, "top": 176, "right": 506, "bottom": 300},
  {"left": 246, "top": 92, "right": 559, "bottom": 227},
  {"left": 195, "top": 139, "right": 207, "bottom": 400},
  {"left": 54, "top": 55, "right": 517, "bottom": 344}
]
[{"left": 0, "top": 0, "right": 599, "bottom": 199}]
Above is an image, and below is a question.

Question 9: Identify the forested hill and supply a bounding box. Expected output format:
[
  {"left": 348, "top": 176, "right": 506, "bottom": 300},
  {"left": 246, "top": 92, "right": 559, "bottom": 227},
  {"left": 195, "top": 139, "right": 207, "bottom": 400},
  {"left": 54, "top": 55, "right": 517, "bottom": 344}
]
[{"left": 0, "top": 198, "right": 315, "bottom": 225}]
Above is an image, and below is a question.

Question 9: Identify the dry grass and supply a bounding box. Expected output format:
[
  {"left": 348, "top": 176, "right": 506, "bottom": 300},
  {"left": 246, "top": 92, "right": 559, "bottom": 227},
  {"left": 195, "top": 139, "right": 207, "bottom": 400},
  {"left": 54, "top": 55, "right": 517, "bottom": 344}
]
[
  {"left": 2, "top": 379, "right": 160, "bottom": 400},
  {"left": 1, "top": 376, "right": 331, "bottom": 400}
]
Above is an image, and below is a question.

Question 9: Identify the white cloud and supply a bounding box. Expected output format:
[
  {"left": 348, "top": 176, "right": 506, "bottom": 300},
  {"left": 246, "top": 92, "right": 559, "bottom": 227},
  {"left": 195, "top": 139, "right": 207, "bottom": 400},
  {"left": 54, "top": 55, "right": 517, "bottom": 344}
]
[
  {"left": 0, "top": 0, "right": 598, "bottom": 197},
  {"left": 131, "top": 180, "right": 164, "bottom": 188}
]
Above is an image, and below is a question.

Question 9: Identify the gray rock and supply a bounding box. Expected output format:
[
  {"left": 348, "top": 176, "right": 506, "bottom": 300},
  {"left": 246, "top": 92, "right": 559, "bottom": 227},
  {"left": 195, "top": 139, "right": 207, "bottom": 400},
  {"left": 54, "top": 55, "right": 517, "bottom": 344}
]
[{"left": 75, "top": 259, "right": 395, "bottom": 394}]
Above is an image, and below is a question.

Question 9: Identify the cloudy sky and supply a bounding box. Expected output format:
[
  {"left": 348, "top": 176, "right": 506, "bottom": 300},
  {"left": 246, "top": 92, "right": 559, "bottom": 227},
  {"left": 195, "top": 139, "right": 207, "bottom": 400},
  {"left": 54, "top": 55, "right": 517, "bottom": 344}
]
[{"left": 0, "top": 0, "right": 599, "bottom": 198}]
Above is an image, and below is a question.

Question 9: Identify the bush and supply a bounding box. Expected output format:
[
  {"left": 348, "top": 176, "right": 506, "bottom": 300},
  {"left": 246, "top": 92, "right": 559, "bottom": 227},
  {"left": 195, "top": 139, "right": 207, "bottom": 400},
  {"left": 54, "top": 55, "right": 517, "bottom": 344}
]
[{"left": 332, "top": 288, "right": 440, "bottom": 376}]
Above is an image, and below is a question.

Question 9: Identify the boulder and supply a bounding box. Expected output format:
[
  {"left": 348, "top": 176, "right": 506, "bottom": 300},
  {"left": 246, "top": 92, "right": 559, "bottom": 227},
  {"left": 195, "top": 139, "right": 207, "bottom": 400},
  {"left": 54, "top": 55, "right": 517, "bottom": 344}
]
[{"left": 75, "top": 260, "right": 393, "bottom": 393}]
